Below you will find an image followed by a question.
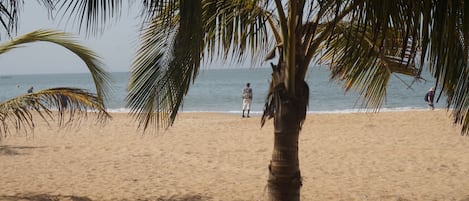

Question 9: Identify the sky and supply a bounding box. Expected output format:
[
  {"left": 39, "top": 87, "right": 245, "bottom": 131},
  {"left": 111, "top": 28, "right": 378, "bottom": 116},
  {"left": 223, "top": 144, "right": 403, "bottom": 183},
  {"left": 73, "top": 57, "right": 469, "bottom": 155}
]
[
  {"left": 1, "top": 2, "right": 142, "bottom": 75},
  {"left": 0, "top": 2, "right": 259, "bottom": 76},
  {"left": 1, "top": 2, "right": 262, "bottom": 76}
]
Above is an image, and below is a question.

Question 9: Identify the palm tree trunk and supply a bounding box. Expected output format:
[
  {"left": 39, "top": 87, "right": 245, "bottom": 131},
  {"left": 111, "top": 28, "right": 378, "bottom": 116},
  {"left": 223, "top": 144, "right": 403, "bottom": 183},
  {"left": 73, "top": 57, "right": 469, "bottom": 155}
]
[{"left": 267, "top": 83, "right": 305, "bottom": 201}]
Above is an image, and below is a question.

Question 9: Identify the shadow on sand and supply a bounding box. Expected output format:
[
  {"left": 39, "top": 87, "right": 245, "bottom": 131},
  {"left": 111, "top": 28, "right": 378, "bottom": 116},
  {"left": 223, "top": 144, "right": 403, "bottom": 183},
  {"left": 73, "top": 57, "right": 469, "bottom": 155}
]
[
  {"left": 151, "top": 194, "right": 212, "bottom": 201},
  {"left": 0, "top": 193, "right": 212, "bottom": 201},
  {"left": 0, "top": 193, "right": 92, "bottom": 201},
  {"left": 0, "top": 145, "right": 44, "bottom": 156}
]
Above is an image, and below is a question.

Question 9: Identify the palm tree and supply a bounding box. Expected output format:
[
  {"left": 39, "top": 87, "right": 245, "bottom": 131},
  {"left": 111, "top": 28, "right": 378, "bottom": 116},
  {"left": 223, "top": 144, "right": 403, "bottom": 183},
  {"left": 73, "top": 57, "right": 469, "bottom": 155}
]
[
  {"left": 54, "top": 0, "right": 468, "bottom": 200},
  {"left": 0, "top": 30, "right": 111, "bottom": 140}
]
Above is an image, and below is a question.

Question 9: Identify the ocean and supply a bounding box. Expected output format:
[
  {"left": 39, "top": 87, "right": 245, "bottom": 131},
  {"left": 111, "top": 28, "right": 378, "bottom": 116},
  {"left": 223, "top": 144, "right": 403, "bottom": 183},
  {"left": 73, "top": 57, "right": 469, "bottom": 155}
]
[{"left": 0, "top": 67, "right": 443, "bottom": 114}]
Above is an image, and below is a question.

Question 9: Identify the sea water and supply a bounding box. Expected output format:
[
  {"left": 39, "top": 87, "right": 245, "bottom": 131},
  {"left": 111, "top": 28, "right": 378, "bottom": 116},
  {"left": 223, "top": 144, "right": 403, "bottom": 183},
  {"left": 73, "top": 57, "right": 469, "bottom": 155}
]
[{"left": 0, "top": 67, "right": 443, "bottom": 114}]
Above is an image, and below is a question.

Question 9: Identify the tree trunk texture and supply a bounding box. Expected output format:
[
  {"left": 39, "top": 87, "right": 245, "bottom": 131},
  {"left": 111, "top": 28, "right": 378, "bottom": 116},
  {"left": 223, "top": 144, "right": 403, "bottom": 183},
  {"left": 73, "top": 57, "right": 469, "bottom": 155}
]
[{"left": 267, "top": 82, "right": 306, "bottom": 201}]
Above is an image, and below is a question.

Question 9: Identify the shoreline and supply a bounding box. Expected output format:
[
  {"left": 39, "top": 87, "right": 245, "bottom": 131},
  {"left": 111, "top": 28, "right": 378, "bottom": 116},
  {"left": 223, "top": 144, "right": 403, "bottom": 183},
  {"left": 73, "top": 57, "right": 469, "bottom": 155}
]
[
  {"left": 1, "top": 110, "right": 467, "bottom": 201},
  {"left": 106, "top": 107, "right": 446, "bottom": 114}
]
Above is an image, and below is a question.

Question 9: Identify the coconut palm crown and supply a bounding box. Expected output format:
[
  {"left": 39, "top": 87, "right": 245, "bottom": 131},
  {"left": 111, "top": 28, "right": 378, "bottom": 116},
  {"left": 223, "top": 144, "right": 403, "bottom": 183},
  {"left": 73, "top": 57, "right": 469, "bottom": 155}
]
[{"left": 51, "top": 1, "right": 467, "bottom": 134}]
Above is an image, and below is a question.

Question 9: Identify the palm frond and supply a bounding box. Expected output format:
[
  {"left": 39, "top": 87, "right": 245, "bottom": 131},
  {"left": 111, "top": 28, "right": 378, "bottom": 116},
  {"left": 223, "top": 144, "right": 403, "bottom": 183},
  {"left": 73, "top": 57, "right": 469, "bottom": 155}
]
[
  {"left": 0, "top": 29, "right": 112, "bottom": 104},
  {"left": 127, "top": 0, "right": 203, "bottom": 131},
  {"left": 0, "top": 87, "right": 110, "bottom": 140},
  {"left": 202, "top": 0, "right": 272, "bottom": 65},
  {"left": 320, "top": 0, "right": 468, "bottom": 134},
  {"left": 421, "top": 1, "right": 469, "bottom": 135},
  {"left": 53, "top": 0, "right": 123, "bottom": 36},
  {"left": 0, "top": 1, "right": 55, "bottom": 38},
  {"left": 140, "top": 0, "right": 178, "bottom": 26},
  {"left": 0, "top": 0, "right": 21, "bottom": 38},
  {"left": 127, "top": 0, "right": 273, "bottom": 130},
  {"left": 320, "top": 22, "right": 419, "bottom": 110}
]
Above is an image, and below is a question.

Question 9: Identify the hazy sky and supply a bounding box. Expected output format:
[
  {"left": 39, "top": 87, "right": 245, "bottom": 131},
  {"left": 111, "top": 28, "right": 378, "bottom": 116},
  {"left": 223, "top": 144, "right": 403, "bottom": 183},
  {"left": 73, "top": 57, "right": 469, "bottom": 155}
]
[
  {"left": 1, "top": 2, "right": 141, "bottom": 75},
  {"left": 0, "top": 2, "right": 265, "bottom": 75}
]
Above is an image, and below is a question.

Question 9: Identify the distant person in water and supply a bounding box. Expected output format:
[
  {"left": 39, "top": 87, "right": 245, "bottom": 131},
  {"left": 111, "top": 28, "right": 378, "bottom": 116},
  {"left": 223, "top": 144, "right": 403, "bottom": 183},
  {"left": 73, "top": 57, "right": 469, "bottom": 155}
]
[
  {"left": 242, "top": 83, "right": 253, "bottom": 118},
  {"left": 425, "top": 87, "right": 435, "bottom": 110},
  {"left": 27, "top": 86, "right": 34, "bottom": 93}
]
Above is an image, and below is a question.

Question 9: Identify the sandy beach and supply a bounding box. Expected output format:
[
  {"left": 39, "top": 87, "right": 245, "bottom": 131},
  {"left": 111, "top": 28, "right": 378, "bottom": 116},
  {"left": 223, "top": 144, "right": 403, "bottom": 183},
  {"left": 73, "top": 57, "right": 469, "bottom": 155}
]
[{"left": 0, "top": 110, "right": 468, "bottom": 201}]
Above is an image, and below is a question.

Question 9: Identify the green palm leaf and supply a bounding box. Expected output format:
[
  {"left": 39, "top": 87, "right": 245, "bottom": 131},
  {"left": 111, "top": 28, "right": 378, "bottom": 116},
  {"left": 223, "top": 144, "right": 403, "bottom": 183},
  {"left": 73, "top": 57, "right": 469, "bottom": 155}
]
[
  {"left": 318, "top": 1, "right": 469, "bottom": 134},
  {"left": 422, "top": 1, "right": 469, "bottom": 135},
  {"left": 0, "top": 87, "right": 110, "bottom": 139},
  {"left": 0, "top": 29, "right": 112, "bottom": 104},
  {"left": 0, "top": 29, "right": 112, "bottom": 139},
  {"left": 54, "top": 0, "right": 123, "bottom": 36},
  {"left": 320, "top": 22, "right": 419, "bottom": 110},
  {"left": 0, "top": 1, "right": 54, "bottom": 38},
  {"left": 126, "top": 0, "right": 202, "bottom": 130},
  {"left": 54, "top": 0, "right": 468, "bottom": 134},
  {"left": 127, "top": 0, "right": 271, "bottom": 130}
]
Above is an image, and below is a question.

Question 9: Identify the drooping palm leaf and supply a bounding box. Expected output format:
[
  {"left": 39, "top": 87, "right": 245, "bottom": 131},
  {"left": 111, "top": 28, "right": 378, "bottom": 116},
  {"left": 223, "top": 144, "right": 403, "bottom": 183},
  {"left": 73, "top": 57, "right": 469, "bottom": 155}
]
[
  {"left": 0, "top": 1, "right": 54, "bottom": 38},
  {"left": 204, "top": 0, "right": 271, "bottom": 63},
  {"left": 0, "top": 29, "right": 112, "bottom": 104},
  {"left": 126, "top": 12, "right": 179, "bottom": 130},
  {"left": 126, "top": 0, "right": 202, "bottom": 130},
  {"left": 320, "top": 21, "right": 419, "bottom": 110},
  {"left": 53, "top": 0, "right": 123, "bottom": 36},
  {"left": 55, "top": 0, "right": 468, "bottom": 135},
  {"left": 53, "top": 1, "right": 273, "bottom": 130},
  {"left": 357, "top": 0, "right": 469, "bottom": 135},
  {"left": 140, "top": 0, "right": 178, "bottom": 28},
  {"left": 420, "top": 1, "right": 469, "bottom": 135},
  {"left": 0, "top": 0, "right": 21, "bottom": 38},
  {"left": 321, "top": 0, "right": 468, "bottom": 134},
  {"left": 0, "top": 87, "right": 110, "bottom": 140},
  {"left": 127, "top": 0, "right": 272, "bottom": 130}
]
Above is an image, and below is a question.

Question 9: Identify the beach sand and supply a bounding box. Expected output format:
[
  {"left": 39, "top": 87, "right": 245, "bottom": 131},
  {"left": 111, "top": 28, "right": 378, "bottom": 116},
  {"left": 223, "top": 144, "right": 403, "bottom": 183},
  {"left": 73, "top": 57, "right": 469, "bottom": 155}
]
[{"left": 0, "top": 110, "right": 468, "bottom": 201}]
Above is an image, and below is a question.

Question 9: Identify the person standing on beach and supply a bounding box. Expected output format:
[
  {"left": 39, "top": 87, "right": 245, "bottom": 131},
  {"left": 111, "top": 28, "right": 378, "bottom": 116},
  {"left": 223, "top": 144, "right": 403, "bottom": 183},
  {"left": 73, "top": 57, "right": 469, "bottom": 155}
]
[
  {"left": 242, "top": 83, "right": 253, "bottom": 118},
  {"left": 425, "top": 87, "right": 435, "bottom": 110},
  {"left": 27, "top": 86, "right": 34, "bottom": 93}
]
